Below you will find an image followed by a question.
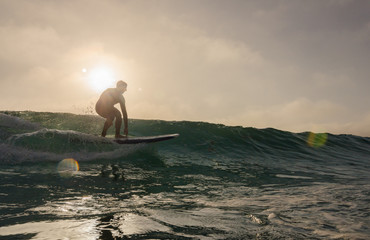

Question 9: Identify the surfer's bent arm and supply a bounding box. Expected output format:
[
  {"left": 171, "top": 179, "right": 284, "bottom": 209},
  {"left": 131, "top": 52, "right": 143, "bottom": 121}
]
[{"left": 119, "top": 95, "right": 128, "bottom": 136}]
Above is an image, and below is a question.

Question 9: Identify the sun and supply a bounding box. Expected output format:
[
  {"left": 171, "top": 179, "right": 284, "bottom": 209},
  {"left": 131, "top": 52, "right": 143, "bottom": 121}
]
[{"left": 85, "top": 66, "right": 116, "bottom": 92}]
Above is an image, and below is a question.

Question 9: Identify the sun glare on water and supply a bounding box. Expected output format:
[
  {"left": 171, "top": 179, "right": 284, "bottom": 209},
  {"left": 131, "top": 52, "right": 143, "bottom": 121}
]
[{"left": 84, "top": 66, "right": 116, "bottom": 92}]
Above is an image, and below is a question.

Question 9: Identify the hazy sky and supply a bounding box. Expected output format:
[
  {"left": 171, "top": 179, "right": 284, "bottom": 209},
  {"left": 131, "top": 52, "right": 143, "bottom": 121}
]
[{"left": 1, "top": 0, "right": 369, "bottom": 136}]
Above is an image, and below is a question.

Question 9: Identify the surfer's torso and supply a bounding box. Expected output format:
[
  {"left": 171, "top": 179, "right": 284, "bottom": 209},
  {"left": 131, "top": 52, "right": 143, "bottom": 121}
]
[{"left": 97, "top": 88, "right": 125, "bottom": 107}]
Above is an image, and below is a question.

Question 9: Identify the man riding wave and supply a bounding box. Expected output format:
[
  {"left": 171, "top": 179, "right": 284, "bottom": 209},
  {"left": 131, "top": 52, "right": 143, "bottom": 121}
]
[{"left": 95, "top": 80, "right": 128, "bottom": 138}]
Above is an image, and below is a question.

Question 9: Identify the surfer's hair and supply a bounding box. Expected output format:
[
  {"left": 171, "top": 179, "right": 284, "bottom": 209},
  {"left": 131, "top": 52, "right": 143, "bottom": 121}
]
[{"left": 116, "top": 80, "right": 127, "bottom": 88}]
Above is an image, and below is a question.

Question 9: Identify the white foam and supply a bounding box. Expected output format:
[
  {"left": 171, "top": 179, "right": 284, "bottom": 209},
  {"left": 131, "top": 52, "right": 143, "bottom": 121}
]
[
  {"left": 0, "top": 113, "right": 40, "bottom": 131},
  {"left": 0, "top": 124, "right": 149, "bottom": 164},
  {"left": 275, "top": 174, "right": 313, "bottom": 179},
  {"left": 0, "top": 142, "right": 144, "bottom": 164},
  {"left": 8, "top": 128, "right": 98, "bottom": 140}
]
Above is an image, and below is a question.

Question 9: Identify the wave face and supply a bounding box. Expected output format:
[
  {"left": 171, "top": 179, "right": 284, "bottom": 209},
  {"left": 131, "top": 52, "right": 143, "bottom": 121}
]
[{"left": 0, "top": 111, "right": 369, "bottom": 239}]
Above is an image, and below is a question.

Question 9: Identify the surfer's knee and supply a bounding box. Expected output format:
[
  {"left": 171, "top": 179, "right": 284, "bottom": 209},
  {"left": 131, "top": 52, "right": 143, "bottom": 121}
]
[
  {"left": 105, "top": 119, "right": 113, "bottom": 127},
  {"left": 113, "top": 110, "right": 122, "bottom": 122}
]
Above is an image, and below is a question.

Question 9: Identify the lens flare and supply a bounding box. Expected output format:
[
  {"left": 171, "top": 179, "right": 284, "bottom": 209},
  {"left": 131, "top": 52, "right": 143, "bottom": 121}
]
[
  {"left": 57, "top": 158, "right": 79, "bottom": 177},
  {"left": 307, "top": 132, "right": 328, "bottom": 148}
]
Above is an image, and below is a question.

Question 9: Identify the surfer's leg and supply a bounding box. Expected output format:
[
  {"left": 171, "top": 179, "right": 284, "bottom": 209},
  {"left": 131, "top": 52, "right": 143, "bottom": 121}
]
[
  {"left": 101, "top": 118, "right": 113, "bottom": 137},
  {"left": 96, "top": 104, "right": 116, "bottom": 137},
  {"left": 113, "top": 108, "right": 123, "bottom": 137}
]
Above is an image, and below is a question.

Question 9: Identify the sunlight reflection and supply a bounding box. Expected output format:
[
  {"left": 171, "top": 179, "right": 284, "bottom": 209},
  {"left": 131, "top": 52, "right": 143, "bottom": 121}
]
[
  {"left": 57, "top": 158, "right": 79, "bottom": 177},
  {"left": 0, "top": 219, "right": 98, "bottom": 239},
  {"left": 307, "top": 132, "right": 328, "bottom": 148}
]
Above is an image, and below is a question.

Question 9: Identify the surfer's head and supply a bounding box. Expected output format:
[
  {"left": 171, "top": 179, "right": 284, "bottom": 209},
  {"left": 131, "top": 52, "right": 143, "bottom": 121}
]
[{"left": 116, "top": 80, "right": 127, "bottom": 93}]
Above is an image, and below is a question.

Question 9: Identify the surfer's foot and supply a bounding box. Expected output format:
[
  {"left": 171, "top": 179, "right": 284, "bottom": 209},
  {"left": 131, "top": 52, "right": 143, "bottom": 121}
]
[{"left": 115, "top": 134, "right": 126, "bottom": 139}]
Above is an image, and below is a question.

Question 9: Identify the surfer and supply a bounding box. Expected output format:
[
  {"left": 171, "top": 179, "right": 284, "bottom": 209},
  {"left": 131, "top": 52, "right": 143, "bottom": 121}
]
[{"left": 95, "top": 80, "right": 128, "bottom": 138}]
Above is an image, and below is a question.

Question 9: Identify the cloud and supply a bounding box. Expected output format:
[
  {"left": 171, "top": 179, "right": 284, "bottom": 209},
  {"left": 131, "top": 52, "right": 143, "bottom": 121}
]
[
  {"left": 348, "top": 113, "right": 370, "bottom": 137},
  {"left": 193, "top": 37, "right": 264, "bottom": 66},
  {"left": 214, "top": 98, "right": 354, "bottom": 133},
  {"left": 0, "top": 25, "right": 62, "bottom": 67}
]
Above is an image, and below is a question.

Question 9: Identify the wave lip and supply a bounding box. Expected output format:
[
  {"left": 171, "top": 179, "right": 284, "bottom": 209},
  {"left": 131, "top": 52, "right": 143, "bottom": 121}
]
[
  {"left": 0, "top": 113, "right": 40, "bottom": 131},
  {"left": 1, "top": 127, "right": 144, "bottom": 164}
]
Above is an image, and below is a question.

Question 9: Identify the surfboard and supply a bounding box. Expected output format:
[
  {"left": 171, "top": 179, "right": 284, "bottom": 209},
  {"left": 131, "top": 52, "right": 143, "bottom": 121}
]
[{"left": 113, "top": 133, "right": 179, "bottom": 144}]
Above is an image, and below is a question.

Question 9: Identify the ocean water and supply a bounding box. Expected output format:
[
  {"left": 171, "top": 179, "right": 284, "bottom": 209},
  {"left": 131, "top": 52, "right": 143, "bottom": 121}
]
[{"left": 0, "top": 111, "right": 369, "bottom": 240}]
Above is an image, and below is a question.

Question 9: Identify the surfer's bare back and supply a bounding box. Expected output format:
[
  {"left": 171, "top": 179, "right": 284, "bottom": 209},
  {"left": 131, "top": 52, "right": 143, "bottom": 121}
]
[{"left": 95, "top": 80, "right": 128, "bottom": 138}]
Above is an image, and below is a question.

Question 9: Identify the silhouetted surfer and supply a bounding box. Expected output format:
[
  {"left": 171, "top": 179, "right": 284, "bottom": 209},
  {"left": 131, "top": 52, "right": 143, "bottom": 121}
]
[{"left": 95, "top": 80, "right": 128, "bottom": 138}]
